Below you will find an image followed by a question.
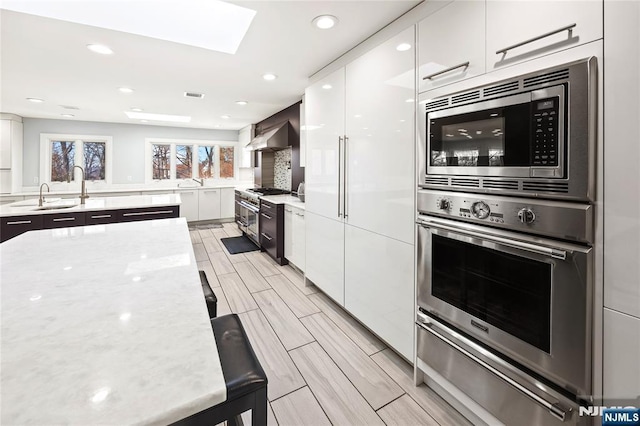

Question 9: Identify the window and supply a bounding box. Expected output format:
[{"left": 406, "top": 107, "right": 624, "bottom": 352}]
[
  {"left": 145, "top": 138, "right": 237, "bottom": 182},
  {"left": 40, "top": 134, "right": 112, "bottom": 184},
  {"left": 219, "top": 146, "right": 235, "bottom": 178}
]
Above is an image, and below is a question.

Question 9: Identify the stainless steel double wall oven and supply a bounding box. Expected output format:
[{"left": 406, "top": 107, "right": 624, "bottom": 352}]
[{"left": 416, "top": 58, "right": 597, "bottom": 425}]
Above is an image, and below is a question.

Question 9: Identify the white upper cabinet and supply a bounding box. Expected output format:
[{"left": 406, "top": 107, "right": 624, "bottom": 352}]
[
  {"left": 418, "top": 0, "right": 486, "bottom": 93},
  {"left": 603, "top": 0, "right": 640, "bottom": 318},
  {"left": 345, "top": 26, "right": 415, "bottom": 244},
  {"left": 486, "top": 1, "right": 603, "bottom": 71},
  {"left": 304, "top": 68, "right": 345, "bottom": 221}
]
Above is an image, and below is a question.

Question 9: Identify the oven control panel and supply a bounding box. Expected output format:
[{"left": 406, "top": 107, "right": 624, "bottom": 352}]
[{"left": 421, "top": 189, "right": 592, "bottom": 243}]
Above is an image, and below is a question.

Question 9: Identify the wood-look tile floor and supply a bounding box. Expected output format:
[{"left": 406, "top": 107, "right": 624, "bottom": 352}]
[{"left": 196, "top": 223, "right": 471, "bottom": 426}]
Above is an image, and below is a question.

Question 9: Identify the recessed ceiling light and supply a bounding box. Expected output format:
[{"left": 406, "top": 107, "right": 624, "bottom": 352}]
[
  {"left": 221, "top": 115, "right": 231, "bottom": 119},
  {"left": 141, "top": 120, "right": 148, "bottom": 123},
  {"left": 312, "top": 15, "right": 338, "bottom": 29},
  {"left": 125, "top": 111, "right": 191, "bottom": 123},
  {"left": 215, "top": 124, "right": 221, "bottom": 128},
  {"left": 396, "top": 43, "right": 411, "bottom": 51},
  {"left": 86, "top": 44, "right": 113, "bottom": 55},
  {"left": 61, "top": 114, "right": 75, "bottom": 118},
  {"left": 131, "top": 108, "right": 143, "bottom": 112},
  {"left": 27, "top": 98, "right": 44, "bottom": 103},
  {"left": 119, "top": 87, "right": 134, "bottom": 93},
  {"left": 354, "top": 114, "right": 362, "bottom": 118},
  {"left": 235, "top": 101, "right": 248, "bottom": 105},
  {"left": 322, "top": 84, "right": 332, "bottom": 90},
  {"left": 262, "top": 73, "right": 277, "bottom": 81},
  {"left": 405, "top": 98, "right": 414, "bottom": 103}
]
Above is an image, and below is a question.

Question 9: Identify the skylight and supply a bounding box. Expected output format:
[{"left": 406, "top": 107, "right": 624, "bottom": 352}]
[{"left": 0, "top": 0, "right": 256, "bottom": 54}]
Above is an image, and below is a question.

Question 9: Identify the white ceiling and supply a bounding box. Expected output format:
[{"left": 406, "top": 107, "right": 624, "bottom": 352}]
[{"left": 0, "top": 1, "right": 420, "bottom": 131}]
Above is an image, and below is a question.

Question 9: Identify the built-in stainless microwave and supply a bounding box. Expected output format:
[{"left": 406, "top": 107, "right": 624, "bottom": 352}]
[{"left": 418, "top": 57, "right": 597, "bottom": 202}]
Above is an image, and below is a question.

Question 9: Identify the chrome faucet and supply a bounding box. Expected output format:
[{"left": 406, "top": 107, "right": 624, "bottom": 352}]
[
  {"left": 39, "top": 183, "right": 50, "bottom": 207},
  {"left": 192, "top": 178, "right": 204, "bottom": 186},
  {"left": 73, "top": 165, "right": 90, "bottom": 204}
]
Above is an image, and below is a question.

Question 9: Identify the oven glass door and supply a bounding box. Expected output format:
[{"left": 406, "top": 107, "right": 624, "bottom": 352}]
[{"left": 432, "top": 234, "right": 551, "bottom": 352}]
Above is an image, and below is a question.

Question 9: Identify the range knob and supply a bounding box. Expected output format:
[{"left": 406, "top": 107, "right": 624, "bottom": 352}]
[
  {"left": 517, "top": 208, "right": 536, "bottom": 224},
  {"left": 437, "top": 198, "right": 451, "bottom": 211}
]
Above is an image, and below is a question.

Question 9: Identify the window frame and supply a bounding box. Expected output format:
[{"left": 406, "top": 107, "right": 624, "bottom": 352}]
[
  {"left": 144, "top": 138, "right": 238, "bottom": 183},
  {"left": 40, "top": 133, "right": 113, "bottom": 187}
]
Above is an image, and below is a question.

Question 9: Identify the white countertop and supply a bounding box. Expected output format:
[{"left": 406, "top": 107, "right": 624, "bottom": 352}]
[
  {"left": 258, "top": 194, "right": 306, "bottom": 210},
  {"left": 2, "top": 183, "right": 245, "bottom": 198},
  {"left": 0, "top": 194, "right": 182, "bottom": 217},
  {"left": 0, "top": 218, "right": 226, "bottom": 425}
]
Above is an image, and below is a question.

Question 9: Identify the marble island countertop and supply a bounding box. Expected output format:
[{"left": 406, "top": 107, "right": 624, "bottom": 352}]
[
  {"left": 0, "top": 218, "right": 226, "bottom": 425},
  {"left": 0, "top": 193, "right": 182, "bottom": 217}
]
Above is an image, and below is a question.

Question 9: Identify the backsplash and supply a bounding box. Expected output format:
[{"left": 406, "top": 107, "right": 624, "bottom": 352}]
[{"left": 274, "top": 148, "right": 292, "bottom": 190}]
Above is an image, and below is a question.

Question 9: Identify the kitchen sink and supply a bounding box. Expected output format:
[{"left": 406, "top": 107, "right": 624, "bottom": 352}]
[{"left": 35, "top": 204, "right": 78, "bottom": 211}]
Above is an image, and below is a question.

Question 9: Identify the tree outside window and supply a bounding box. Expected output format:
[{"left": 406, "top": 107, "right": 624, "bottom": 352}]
[
  {"left": 51, "top": 141, "right": 75, "bottom": 182},
  {"left": 83, "top": 142, "right": 106, "bottom": 180},
  {"left": 176, "top": 145, "right": 193, "bottom": 179},
  {"left": 152, "top": 144, "right": 171, "bottom": 179},
  {"left": 219, "top": 147, "right": 235, "bottom": 178},
  {"left": 198, "top": 146, "right": 215, "bottom": 178}
]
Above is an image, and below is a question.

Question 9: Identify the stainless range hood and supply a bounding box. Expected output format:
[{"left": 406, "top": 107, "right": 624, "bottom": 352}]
[{"left": 245, "top": 121, "right": 289, "bottom": 151}]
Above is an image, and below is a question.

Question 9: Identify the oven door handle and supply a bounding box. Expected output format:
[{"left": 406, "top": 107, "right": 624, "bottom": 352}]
[
  {"left": 416, "top": 311, "right": 568, "bottom": 422},
  {"left": 239, "top": 200, "right": 260, "bottom": 213},
  {"left": 417, "top": 218, "right": 567, "bottom": 260}
]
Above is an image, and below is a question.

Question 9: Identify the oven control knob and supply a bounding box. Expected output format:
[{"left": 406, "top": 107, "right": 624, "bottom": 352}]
[
  {"left": 517, "top": 208, "right": 536, "bottom": 224},
  {"left": 470, "top": 201, "right": 490, "bottom": 219},
  {"left": 437, "top": 198, "right": 451, "bottom": 211}
]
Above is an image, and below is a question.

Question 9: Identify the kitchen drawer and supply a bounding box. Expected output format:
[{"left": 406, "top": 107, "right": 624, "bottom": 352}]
[
  {"left": 1, "top": 214, "right": 43, "bottom": 242},
  {"left": 259, "top": 201, "right": 286, "bottom": 265},
  {"left": 260, "top": 209, "right": 276, "bottom": 231},
  {"left": 260, "top": 229, "right": 277, "bottom": 257},
  {"left": 43, "top": 212, "right": 86, "bottom": 229},
  {"left": 85, "top": 210, "right": 119, "bottom": 225},
  {"left": 117, "top": 205, "right": 179, "bottom": 222}
]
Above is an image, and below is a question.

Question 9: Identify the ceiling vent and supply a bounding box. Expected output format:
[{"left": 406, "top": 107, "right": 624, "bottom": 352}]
[{"left": 184, "top": 92, "right": 205, "bottom": 99}]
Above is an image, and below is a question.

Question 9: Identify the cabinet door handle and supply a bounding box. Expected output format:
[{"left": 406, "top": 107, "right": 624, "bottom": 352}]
[
  {"left": 295, "top": 212, "right": 304, "bottom": 217},
  {"left": 53, "top": 217, "right": 76, "bottom": 222},
  {"left": 90, "top": 214, "right": 112, "bottom": 219},
  {"left": 338, "top": 136, "right": 343, "bottom": 218},
  {"left": 496, "top": 23, "right": 576, "bottom": 55},
  {"left": 6, "top": 220, "right": 32, "bottom": 225},
  {"left": 423, "top": 61, "right": 470, "bottom": 80},
  {"left": 261, "top": 213, "right": 272, "bottom": 220},
  {"left": 261, "top": 232, "right": 273, "bottom": 241},
  {"left": 344, "top": 135, "right": 348, "bottom": 219},
  {"left": 204, "top": 190, "right": 218, "bottom": 194},
  {"left": 123, "top": 210, "right": 173, "bottom": 217}
]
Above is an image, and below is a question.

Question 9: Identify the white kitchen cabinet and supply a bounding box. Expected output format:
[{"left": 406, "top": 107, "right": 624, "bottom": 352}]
[
  {"left": 285, "top": 205, "right": 305, "bottom": 271},
  {"left": 220, "top": 187, "right": 235, "bottom": 219},
  {"left": 1, "top": 119, "right": 11, "bottom": 169},
  {"left": 418, "top": 0, "right": 485, "bottom": 93},
  {"left": 305, "top": 211, "right": 344, "bottom": 305},
  {"left": 345, "top": 25, "right": 415, "bottom": 244},
  {"left": 304, "top": 67, "right": 345, "bottom": 222},
  {"left": 198, "top": 188, "right": 221, "bottom": 221},
  {"left": 0, "top": 115, "right": 23, "bottom": 193},
  {"left": 345, "top": 225, "right": 414, "bottom": 360},
  {"left": 603, "top": 308, "right": 640, "bottom": 400},
  {"left": 486, "top": 1, "right": 603, "bottom": 71},
  {"left": 299, "top": 99, "right": 306, "bottom": 168},
  {"left": 175, "top": 189, "right": 199, "bottom": 222},
  {"left": 604, "top": 0, "right": 640, "bottom": 319}
]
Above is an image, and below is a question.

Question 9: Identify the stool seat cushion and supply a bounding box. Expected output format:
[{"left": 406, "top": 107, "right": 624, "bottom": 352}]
[{"left": 211, "top": 314, "right": 267, "bottom": 401}]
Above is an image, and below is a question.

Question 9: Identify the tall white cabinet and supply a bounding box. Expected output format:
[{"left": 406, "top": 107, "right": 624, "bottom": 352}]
[
  {"left": 603, "top": 0, "right": 640, "bottom": 400},
  {"left": 305, "top": 26, "right": 415, "bottom": 360}
]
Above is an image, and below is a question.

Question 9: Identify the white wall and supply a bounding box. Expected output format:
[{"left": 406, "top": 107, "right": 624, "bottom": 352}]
[{"left": 22, "top": 118, "right": 238, "bottom": 188}]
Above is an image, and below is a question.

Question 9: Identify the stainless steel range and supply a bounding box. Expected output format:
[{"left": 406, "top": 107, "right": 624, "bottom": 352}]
[
  {"left": 415, "top": 58, "right": 597, "bottom": 426},
  {"left": 235, "top": 188, "right": 289, "bottom": 246}
]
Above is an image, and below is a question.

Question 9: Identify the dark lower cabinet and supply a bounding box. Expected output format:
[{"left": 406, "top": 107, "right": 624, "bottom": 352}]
[
  {"left": 43, "top": 212, "right": 86, "bottom": 229},
  {"left": 1, "top": 205, "right": 180, "bottom": 243},
  {"left": 118, "top": 206, "right": 180, "bottom": 222},
  {"left": 1, "top": 215, "right": 43, "bottom": 243},
  {"left": 259, "top": 200, "right": 286, "bottom": 265}
]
